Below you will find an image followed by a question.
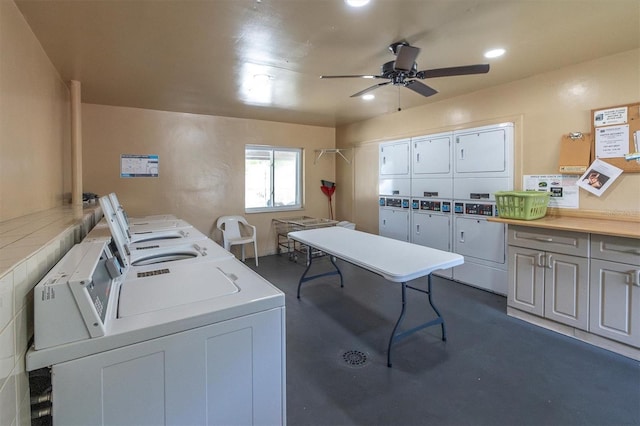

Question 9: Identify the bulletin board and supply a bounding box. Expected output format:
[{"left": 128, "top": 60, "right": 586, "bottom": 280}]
[{"left": 590, "top": 102, "right": 640, "bottom": 173}]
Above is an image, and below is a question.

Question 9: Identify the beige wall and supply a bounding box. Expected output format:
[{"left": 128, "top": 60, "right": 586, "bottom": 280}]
[
  {"left": 0, "top": 0, "right": 70, "bottom": 222},
  {"left": 82, "top": 104, "right": 336, "bottom": 256},
  {"left": 0, "top": 2, "right": 72, "bottom": 425},
  {"left": 336, "top": 49, "right": 640, "bottom": 234}
]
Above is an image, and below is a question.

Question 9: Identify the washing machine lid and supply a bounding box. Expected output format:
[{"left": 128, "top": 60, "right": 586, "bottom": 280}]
[{"left": 118, "top": 259, "right": 241, "bottom": 317}]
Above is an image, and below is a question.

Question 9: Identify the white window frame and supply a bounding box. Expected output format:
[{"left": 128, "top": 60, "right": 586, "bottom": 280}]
[{"left": 245, "top": 145, "right": 303, "bottom": 213}]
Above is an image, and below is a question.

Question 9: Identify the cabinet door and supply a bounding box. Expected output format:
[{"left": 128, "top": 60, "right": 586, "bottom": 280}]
[
  {"left": 411, "top": 212, "right": 451, "bottom": 251},
  {"left": 589, "top": 259, "right": 640, "bottom": 347},
  {"left": 508, "top": 246, "right": 544, "bottom": 316},
  {"left": 412, "top": 135, "right": 451, "bottom": 177},
  {"left": 380, "top": 140, "right": 410, "bottom": 177},
  {"left": 544, "top": 253, "right": 589, "bottom": 330}
]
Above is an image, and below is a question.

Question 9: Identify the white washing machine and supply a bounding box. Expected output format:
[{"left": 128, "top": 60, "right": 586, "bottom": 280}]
[
  {"left": 96, "top": 196, "right": 231, "bottom": 268},
  {"left": 108, "top": 192, "right": 177, "bottom": 224},
  {"left": 379, "top": 196, "right": 410, "bottom": 241},
  {"left": 98, "top": 195, "right": 203, "bottom": 244},
  {"left": 27, "top": 239, "right": 286, "bottom": 425},
  {"left": 410, "top": 198, "right": 453, "bottom": 279},
  {"left": 453, "top": 200, "right": 508, "bottom": 295},
  {"left": 100, "top": 195, "right": 194, "bottom": 243}
]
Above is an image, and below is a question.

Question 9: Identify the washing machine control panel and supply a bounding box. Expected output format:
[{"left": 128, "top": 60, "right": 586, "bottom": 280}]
[
  {"left": 385, "top": 198, "right": 410, "bottom": 208},
  {"left": 465, "top": 203, "right": 496, "bottom": 216}
]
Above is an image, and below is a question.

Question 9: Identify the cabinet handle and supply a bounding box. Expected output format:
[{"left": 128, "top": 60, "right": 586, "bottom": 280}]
[
  {"left": 416, "top": 153, "right": 420, "bottom": 163},
  {"left": 534, "top": 237, "right": 554, "bottom": 242},
  {"left": 631, "top": 270, "right": 640, "bottom": 287},
  {"left": 546, "top": 254, "right": 553, "bottom": 269},
  {"left": 416, "top": 224, "right": 420, "bottom": 234},
  {"left": 460, "top": 148, "right": 465, "bottom": 160},
  {"left": 459, "top": 231, "right": 464, "bottom": 243},
  {"left": 383, "top": 157, "right": 386, "bottom": 165},
  {"left": 537, "top": 253, "right": 545, "bottom": 267}
]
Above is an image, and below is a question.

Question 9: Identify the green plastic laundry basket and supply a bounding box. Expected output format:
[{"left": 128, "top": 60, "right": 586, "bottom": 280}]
[{"left": 495, "top": 191, "right": 551, "bottom": 220}]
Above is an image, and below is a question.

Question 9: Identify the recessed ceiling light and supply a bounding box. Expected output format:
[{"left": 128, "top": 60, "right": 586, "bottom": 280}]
[
  {"left": 345, "top": 0, "right": 370, "bottom": 7},
  {"left": 253, "top": 73, "right": 272, "bottom": 83},
  {"left": 362, "top": 94, "right": 375, "bottom": 100},
  {"left": 484, "top": 48, "right": 505, "bottom": 58}
]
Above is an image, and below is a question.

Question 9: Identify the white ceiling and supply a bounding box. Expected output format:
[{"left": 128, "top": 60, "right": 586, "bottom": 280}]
[{"left": 16, "top": 0, "right": 640, "bottom": 127}]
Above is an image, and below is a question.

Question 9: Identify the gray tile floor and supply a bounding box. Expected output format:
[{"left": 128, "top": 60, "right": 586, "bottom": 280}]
[{"left": 249, "top": 254, "right": 640, "bottom": 426}]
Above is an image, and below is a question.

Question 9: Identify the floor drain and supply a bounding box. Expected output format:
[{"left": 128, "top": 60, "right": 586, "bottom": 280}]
[{"left": 341, "top": 349, "right": 368, "bottom": 368}]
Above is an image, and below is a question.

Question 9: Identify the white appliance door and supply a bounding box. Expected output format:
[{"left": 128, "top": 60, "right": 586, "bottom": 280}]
[
  {"left": 454, "top": 216, "right": 506, "bottom": 264},
  {"left": 412, "top": 135, "right": 451, "bottom": 176},
  {"left": 454, "top": 128, "right": 507, "bottom": 175},
  {"left": 379, "top": 208, "right": 409, "bottom": 242},
  {"left": 412, "top": 212, "right": 451, "bottom": 252},
  {"left": 380, "top": 140, "right": 410, "bottom": 176}
]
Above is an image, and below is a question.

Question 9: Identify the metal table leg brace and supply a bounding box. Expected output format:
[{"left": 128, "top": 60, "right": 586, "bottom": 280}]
[
  {"left": 296, "top": 245, "right": 343, "bottom": 299},
  {"left": 386, "top": 274, "right": 446, "bottom": 367}
]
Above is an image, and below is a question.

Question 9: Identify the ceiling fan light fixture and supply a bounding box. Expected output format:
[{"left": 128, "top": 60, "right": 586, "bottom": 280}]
[
  {"left": 345, "top": 0, "right": 370, "bottom": 7},
  {"left": 484, "top": 48, "right": 505, "bottom": 58}
]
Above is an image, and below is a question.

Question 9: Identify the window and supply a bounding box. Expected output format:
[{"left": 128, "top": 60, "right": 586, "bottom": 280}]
[{"left": 245, "top": 146, "right": 302, "bottom": 212}]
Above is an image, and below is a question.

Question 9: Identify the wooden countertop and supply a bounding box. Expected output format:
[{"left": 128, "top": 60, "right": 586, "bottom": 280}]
[{"left": 488, "top": 210, "right": 640, "bottom": 239}]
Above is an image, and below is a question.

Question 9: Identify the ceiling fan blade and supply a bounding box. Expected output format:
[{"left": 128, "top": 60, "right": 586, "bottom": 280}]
[
  {"left": 320, "top": 74, "right": 383, "bottom": 79},
  {"left": 417, "top": 64, "right": 490, "bottom": 79},
  {"left": 394, "top": 45, "right": 420, "bottom": 71},
  {"left": 350, "top": 81, "right": 392, "bottom": 98},
  {"left": 404, "top": 80, "right": 438, "bottom": 97}
]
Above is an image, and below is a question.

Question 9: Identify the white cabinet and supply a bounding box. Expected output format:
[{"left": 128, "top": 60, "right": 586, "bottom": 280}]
[
  {"left": 507, "top": 226, "right": 589, "bottom": 330},
  {"left": 589, "top": 235, "right": 640, "bottom": 347},
  {"left": 379, "top": 139, "right": 410, "bottom": 177}
]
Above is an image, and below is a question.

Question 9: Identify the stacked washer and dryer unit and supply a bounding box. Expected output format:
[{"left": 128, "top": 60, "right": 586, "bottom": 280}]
[
  {"left": 27, "top": 195, "right": 286, "bottom": 426},
  {"left": 379, "top": 123, "right": 514, "bottom": 295}
]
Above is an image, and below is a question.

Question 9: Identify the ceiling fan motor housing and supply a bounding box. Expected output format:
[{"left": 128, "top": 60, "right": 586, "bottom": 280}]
[{"left": 381, "top": 60, "right": 417, "bottom": 79}]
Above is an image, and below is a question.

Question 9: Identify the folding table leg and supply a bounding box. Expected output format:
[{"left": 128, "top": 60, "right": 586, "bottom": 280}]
[
  {"left": 296, "top": 245, "right": 344, "bottom": 298},
  {"left": 386, "top": 275, "right": 446, "bottom": 367}
]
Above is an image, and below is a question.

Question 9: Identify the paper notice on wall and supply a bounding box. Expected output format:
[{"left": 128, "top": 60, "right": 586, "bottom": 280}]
[
  {"left": 595, "top": 125, "right": 629, "bottom": 158},
  {"left": 522, "top": 175, "right": 579, "bottom": 209},
  {"left": 121, "top": 154, "right": 159, "bottom": 178},
  {"left": 576, "top": 159, "right": 623, "bottom": 197},
  {"left": 593, "top": 106, "right": 628, "bottom": 126}
]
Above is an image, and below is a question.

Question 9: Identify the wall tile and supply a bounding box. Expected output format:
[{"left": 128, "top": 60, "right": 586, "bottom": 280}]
[
  {"left": 0, "top": 374, "right": 16, "bottom": 426},
  {"left": 14, "top": 307, "right": 27, "bottom": 361},
  {"left": 12, "top": 262, "right": 27, "bottom": 313},
  {"left": 0, "top": 319, "right": 15, "bottom": 392},
  {"left": 0, "top": 272, "right": 13, "bottom": 333}
]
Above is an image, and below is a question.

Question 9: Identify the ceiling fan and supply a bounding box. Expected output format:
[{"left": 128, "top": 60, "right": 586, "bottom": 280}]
[{"left": 320, "top": 41, "right": 490, "bottom": 98}]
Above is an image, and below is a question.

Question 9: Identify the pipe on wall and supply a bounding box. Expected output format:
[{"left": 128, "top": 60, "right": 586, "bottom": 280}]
[{"left": 70, "top": 80, "right": 83, "bottom": 205}]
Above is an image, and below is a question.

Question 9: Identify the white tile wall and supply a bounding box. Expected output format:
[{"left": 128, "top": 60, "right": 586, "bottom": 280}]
[{"left": 0, "top": 205, "right": 101, "bottom": 426}]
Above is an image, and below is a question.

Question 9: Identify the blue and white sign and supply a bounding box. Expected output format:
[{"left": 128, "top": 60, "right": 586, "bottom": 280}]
[{"left": 120, "top": 154, "right": 159, "bottom": 178}]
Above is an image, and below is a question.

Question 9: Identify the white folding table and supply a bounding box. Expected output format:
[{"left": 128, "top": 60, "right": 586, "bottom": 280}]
[{"left": 288, "top": 226, "right": 464, "bottom": 367}]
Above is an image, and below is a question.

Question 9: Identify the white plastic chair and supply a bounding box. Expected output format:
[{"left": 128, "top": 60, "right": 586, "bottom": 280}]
[{"left": 216, "top": 215, "right": 259, "bottom": 266}]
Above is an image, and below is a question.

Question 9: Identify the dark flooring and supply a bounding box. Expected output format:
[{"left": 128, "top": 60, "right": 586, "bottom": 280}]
[{"left": 248, "top": 254, "right": 640, "bottom": 426}]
